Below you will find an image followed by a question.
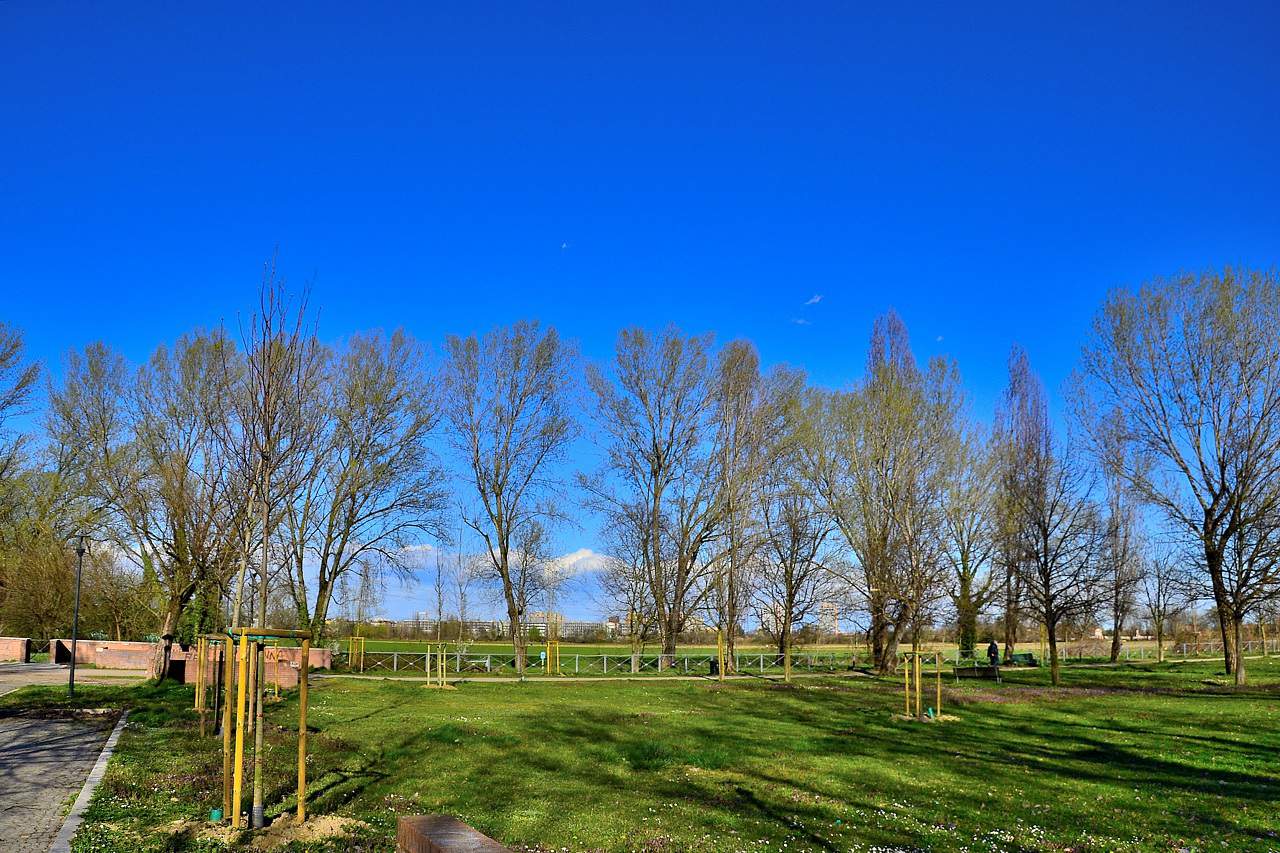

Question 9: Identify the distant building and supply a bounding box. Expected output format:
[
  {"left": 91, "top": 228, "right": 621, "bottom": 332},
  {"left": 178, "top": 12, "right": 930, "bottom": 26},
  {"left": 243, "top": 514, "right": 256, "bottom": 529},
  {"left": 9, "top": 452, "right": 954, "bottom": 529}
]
[{"left": 818, "top": 602, "right": 841, "bottom": 635}]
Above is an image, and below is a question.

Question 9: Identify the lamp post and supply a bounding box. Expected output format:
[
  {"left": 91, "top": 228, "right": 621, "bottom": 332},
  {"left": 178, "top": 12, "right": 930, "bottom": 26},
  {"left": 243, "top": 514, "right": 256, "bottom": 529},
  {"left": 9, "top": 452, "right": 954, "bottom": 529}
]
[{"left": 68, "top": 534, "right": 87, "bottom": 698}]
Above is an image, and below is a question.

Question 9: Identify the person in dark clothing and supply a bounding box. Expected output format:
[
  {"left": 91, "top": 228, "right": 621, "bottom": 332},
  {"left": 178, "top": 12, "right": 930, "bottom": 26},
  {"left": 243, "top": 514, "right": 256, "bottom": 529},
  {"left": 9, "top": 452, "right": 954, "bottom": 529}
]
[{"left": 986, "top": 639, "right": 1000, "bottom": 667}]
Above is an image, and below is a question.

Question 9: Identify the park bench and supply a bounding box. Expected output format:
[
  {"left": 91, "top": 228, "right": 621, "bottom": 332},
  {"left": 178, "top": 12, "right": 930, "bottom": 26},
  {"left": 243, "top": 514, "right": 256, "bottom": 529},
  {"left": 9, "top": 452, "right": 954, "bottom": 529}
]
[
  {"left": 1009, "top": 652, "right": 1039, "bottom": 667},
  {"left": 398, "top": 815, "right": 510, "bottom": 852},
  {"left": 953, "top": 664, "right": 1001, "bottom": 681}
]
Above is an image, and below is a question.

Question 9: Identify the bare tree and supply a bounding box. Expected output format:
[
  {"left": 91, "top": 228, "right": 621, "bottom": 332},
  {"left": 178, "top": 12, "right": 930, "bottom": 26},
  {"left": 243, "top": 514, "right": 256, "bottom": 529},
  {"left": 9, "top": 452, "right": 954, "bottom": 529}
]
[
  {"left": 597, "top": 504, "right": 658, "bottom": 672},
  {"left": 510, "top": 520, "right": 551, "bottom": 651},
  {"left": 0, "top": 324, "right": 43, "bottom": 630},
  {"left": 941, "top": 425, "right": 997, "bottom": 656},
  {"left": 799, "top": 312, "right": 957, "bottom": 672},
  {"left": 279, "top": 330, "right": 448, "bottom": 639},
  {"left": 756, "top": 450, "right": 835, "bottom": 681},
  {"left": 1077, "top": 268, "right": 1280, "bottom": 683},
  {"left": 50, "top": 333, "right": 246, "bottom": 679},
  {"left": 0, "top": 323, "right": 39, "bottom": 500},
  {"left": 226, "top": 268, "right": 329, "bottom": 829},
  {"left": 453, "top": 546, "right": 475, "bottom": 644},
  {"left": 1090, "top": 407, "right": 1149, "bottom": 663},
  {"left": 895, "top": 353, "right": 964, "bottom": 653},
  {"left": 1197, "top": 505, "right": 1280, "bottom": 681},
  {"left": 1003, "top": 356, "right": 1107, "bottom": 685},
  {"left": 1139, "top": 549, "right": 1186, "bottom": 663},
  {"left": 432, "top": 546, "right": 446, "bottom": 640},
  {"left": 993, "top": 346, "right": 1044, "bottom": 662},
  {"left": 441, "top": 321, "right": 577, "bottom": 676},
  {"left": 584, "top": 327, "right": 719, "bottom": 665},
  {"left": 1102, "top": 494, "right": 1143, "bottom": 662},
  {"left": 227, "top": 271, "right": 327, "bottom": 640},
  {"left": 709, "top": 344, "right": 799, "bottom": 668}
]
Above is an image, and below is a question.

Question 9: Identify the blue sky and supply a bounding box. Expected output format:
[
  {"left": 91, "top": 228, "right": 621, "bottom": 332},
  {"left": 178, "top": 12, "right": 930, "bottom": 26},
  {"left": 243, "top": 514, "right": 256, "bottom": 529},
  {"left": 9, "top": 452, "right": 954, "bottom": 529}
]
[{"left": 3, "top": 3, "right": 1278, "bottom": 620}]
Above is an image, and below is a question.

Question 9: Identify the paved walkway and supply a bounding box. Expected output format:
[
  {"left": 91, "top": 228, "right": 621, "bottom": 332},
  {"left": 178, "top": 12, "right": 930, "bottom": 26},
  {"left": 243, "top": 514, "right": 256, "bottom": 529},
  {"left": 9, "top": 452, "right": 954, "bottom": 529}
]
[
  {"left": 0, "top": 713, "right": 115, "bottom": 852},
  {"left": 0, "top": 662, "right": 147, "bottom": 698}
]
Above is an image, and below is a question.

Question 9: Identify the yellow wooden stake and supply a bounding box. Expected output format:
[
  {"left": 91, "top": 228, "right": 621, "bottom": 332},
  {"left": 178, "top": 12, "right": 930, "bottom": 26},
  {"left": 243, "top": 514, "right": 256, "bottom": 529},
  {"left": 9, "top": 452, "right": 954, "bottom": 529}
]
[
  {"left": 232, "top": 633, "right": 249, "bottom": 828},
  {"left": 914, "top": 653, "right": 922, "bottom": 718},
  {"left": 906, "top": 653, "right": 916, "bottom": 712},
  {"left": 193, "top": 637, "right": 202, "bottom": 711},
  {"left": 717, "top": 628, "right": 726, "bottom": 682}
]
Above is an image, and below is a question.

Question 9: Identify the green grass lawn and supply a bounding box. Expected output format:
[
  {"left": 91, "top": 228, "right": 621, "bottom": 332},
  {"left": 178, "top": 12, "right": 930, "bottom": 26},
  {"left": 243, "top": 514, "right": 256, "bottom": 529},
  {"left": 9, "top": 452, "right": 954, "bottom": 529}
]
[{"left": 5, "top": 657, "right": 1279, "bottom": 852}]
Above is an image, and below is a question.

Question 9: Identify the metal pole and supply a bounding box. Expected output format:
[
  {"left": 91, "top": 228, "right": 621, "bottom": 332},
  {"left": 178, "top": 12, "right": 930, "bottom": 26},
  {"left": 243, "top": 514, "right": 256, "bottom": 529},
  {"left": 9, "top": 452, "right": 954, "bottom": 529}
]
[
  {"left": 69, "top": 535, "right": 86, "bottom": 698},
  {"left": 935, "top": 652, "right": 942, "bottom": 715},
  {"left": 297, "top": 638, "right": 309, "bottom": 822},
  {"left": 222, "top": 638, "right": 234, "bottom": 820},
  {"left": 197, "top": 638, "right": 206, "bottom": 737},
  {"left": 252, "top": 641, "right": 265, "bottom": 828}
]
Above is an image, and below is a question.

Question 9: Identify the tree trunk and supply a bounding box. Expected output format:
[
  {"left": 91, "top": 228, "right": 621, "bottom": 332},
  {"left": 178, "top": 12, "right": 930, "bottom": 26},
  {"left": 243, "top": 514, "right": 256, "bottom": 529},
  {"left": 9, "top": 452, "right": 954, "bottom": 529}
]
[
  {"left": 1155, "top": 622, "right": 1164, "bottom": 663},
  {"left": 956, "top": 572, "right": 977, "bottom": 657},
  {"left": 154, "top": 599, "right": 181, "bottom": 683},
  {"left": 1233, "top": 616, "right": 1247, "bottom": 686},
  {"left": 661, "top": 631, "right": 676, "bottom": 671},
  {"left": 1047, "top": 627, "right": 1060, "bottom": 686},
  {"left": 870, "top": 604, "right": 892, "bottom": 673},
  {"left": 880, "top": 631, "right": 899, "bottom": 675},
  {"left": 508, "top": 609, "right": 525, "bottom": 677},
  {"left": 1204, "top": 546, "right": 1237, "bottom": 675},
  {"left": 309, "top": 582, "right": 333, "bottom": 642},
  {"left": 782, "top": 623, "right": 792, "bottom": 683},
  {"left": 1109, "top": 616, "right": 1123, "bottom": 663},
  {"left": 1002, "top": 570, "right": 1019, "bottom": 663}
]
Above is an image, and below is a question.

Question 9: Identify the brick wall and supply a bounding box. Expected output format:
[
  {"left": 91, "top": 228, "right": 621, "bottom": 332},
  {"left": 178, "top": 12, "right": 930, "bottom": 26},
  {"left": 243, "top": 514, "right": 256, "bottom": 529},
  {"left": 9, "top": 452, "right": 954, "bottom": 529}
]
[
  {"left": 50, "top": 639, "right": 157, "bottom": 668},
  {"left": 0, "top": 637, "right": 31, "bottom": 662}
]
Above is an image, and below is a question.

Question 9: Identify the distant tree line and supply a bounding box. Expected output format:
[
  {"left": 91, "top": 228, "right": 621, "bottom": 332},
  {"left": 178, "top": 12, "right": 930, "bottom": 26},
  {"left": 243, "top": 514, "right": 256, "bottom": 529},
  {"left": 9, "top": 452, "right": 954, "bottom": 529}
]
[{"left": 0, "top": 264, "right": 1277, "bottom": 685}]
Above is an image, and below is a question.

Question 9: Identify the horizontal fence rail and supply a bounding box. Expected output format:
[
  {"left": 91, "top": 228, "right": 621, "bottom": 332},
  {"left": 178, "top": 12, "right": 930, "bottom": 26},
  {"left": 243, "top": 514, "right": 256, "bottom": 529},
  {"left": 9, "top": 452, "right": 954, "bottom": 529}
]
[
  {"left": 328, "top": 639, "right": 1280, "bottom": 676},
  {"left": 332, "top": 650, "right": 859, "bottom": 676}
]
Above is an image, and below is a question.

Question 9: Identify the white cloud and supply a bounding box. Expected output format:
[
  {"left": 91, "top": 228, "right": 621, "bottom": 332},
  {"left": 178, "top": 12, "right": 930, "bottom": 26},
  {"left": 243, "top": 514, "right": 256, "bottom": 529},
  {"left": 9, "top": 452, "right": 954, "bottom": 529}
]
[
  {"left": 400, "top": 543, "right": 438, "bottom": 555},
  {"left": 804, "top": 294, "right": 823, "bottom": 305},
  {"left": 791, "top": 317, "right": 811, "bottom": 326},
  {"left": 549, "top": 547, "right": 612, "bottom": 577}
]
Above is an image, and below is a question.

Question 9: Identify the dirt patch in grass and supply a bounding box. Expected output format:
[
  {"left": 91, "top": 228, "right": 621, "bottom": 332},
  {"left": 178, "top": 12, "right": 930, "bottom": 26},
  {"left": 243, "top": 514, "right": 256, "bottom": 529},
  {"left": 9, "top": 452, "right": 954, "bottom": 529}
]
[
  {"left": 159, "top": 814, "right": 368, "bottom": 849},
  {"left": 249, "top": 813, "right": 369, "bottom": 850},
  {"left": 890, "top": 712, "right": 962, "bottom": 723},
  {"left": 950, "top": 686, "right": 1110, "bottom": 704}
]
